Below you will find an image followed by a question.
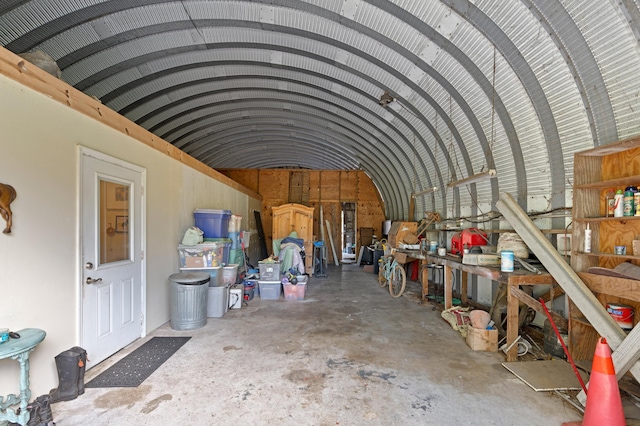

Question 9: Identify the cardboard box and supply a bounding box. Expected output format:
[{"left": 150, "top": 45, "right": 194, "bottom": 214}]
[
  {"left": 466, "top": 326, "right": 498, "bottom": 352},
  {"left": 362, "top": 264, "right": 375, "bottom": 273},
  {"left": 462, "top": 254, "right": 500, "bottom": 266},
  {"left": 360, "top": 227, "right": 374, "bottom": 246},
  {"left": 388, "top": 222, "right": 418, "bottom": 248},
  {"left": 402, "top": 232, "right": 420, "bottom": 244},
  {"left": 185, "top": 256, "right": 206, "bottom": 268}
]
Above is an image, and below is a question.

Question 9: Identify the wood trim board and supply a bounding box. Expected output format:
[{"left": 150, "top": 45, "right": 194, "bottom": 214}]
[{"left": 0, "top": 47, "right": 261, "bottom": 200}]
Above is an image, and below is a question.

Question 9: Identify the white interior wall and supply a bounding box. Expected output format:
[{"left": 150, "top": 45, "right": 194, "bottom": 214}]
[
  {"left": 0, "top": 72, "right": 258, "bottom": 397},
  {"left": 474, "top": 277, "right": 494, "bottom": 306}
]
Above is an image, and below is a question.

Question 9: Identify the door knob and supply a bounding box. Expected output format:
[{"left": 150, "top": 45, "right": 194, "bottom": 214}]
[
  {"left": 85, "top": 262, "right": 93, "bottom": 269},
  {"left": 85, "top": 277, "right": 102, "bottom": 285}
]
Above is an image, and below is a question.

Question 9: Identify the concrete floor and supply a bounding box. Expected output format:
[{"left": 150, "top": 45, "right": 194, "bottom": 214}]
[{"left": 52, "top": 264, "right": 580, "bottom": 425}]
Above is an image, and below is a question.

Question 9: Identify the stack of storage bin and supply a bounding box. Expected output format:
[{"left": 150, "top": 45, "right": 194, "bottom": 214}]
[
  {"left": 258, "top": 261, "right": 282, "bottom": 299},
  {"left": 194, "top": 208, "right": 233, "bottom": 266},
  {"left": 176, "top": 209, "right": 232, "bottom": 318},
  {"left": 178, "top": 243, "right": 228, "bottom": 318}
]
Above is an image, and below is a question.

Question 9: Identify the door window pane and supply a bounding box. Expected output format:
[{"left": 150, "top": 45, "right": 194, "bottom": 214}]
[{"left": 100, "top": 180, "right": 130, "bottom": 263}]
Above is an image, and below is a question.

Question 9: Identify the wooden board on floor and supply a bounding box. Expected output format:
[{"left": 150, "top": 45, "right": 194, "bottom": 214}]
[{"left": 502, "top": 360, "right": 589, "bottom": 391}]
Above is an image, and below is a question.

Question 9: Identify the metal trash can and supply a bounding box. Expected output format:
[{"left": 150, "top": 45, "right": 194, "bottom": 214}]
[{"left": 169, "top": 272, "right": 210, "bottom": 330}]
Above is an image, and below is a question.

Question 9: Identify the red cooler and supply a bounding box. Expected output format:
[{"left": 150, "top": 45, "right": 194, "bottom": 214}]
[{"left": 451, "top": 228, "right": 488, "bottom": 255}]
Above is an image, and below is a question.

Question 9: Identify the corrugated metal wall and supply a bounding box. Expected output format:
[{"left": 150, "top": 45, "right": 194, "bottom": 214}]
[{"left": 2, "top": 0, "right": 640, "bottom": 221}]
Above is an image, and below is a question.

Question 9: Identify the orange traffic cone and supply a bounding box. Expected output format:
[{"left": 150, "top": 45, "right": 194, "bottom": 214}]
[{"left": 581, "top": 337, "right": 626, "bottom": 425}]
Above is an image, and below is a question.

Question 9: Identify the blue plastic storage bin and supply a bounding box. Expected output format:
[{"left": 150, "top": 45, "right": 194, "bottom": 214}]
[
  {"left": 228, "top": 231, "right": 240, "bottom": 249},
  {"left": 194, "top": 209, "right": 231, "bottom": 239}
]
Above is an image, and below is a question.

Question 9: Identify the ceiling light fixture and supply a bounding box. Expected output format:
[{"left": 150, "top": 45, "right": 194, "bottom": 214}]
[
  {"left": 411, "top": 186, "right": 438, "bottom": 199},
  {"left": 447, "top": 169, "right": 497, "bottom": 189},
  {"left": 379, "top": 91, "right": 394, "bottom": 107}
]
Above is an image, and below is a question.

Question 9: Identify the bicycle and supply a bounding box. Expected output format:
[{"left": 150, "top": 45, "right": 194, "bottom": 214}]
[{"left": 378, "top": 255, "right": 406, "bottom": 298}]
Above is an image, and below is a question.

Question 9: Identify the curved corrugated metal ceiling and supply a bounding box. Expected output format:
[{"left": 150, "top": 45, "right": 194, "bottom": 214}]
[{"left": 2, "top": 0, "right": 640, "bottom": 221}]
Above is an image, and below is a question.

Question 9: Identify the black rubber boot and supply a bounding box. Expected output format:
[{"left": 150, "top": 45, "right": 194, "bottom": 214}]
[
  {"left": 25, "top": 400, "right": 40, "bottom": 426},
  {"left": 36, "top": 394, "right": 54, "bottom": 425},
  {"left": 49, "top": 350, "right": 81, "bottom": 403},
  {"left": 70, "top": 346, "right": 87, "bottom": 395}
]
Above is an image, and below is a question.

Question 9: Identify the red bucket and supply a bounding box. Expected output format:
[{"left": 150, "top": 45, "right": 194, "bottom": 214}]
[{"left": 607, "top": 303, "right": 634, "bottom": 330}]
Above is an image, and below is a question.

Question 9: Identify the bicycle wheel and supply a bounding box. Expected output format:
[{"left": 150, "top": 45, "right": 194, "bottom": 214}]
[
  {"left": 378, "top": 259, "right": 388, "bottom": 287},
  {"left": 389, "top": 264, "right": 406, "bottom": 298}
]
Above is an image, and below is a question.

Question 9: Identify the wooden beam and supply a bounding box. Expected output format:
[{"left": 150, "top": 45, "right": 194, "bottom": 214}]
[
  {"left": 578, "top": 272, "right": 640, "bottom": 303},
  {"left": 510, "top": 286, "right": 568, "bottom": 330},
  {"left": 0, "top": 47, "right": 261, "bottom": 200},
  {"left": 444, "top": 264, "right": 453, "bottom": 309},
  {"left": 507, "top": 282, "right": 519, "bottom": 361},
  {"left": 458, "top": 228, "right": 571, "bottom": 234},
  {"left": 408, "top": 196, "right": 415, "bottom": 222},
  {"left": 539, "top": 284, "right": 565, "bottom": 303},
  {"left": 461, "top": 271, "right": 468, "bottom": 305},
  {"left": 496, "top": 192, "right": 640, "bottom": 405},
  {"left": 320, "top": 205, "right": 325, "bottom": 242}
]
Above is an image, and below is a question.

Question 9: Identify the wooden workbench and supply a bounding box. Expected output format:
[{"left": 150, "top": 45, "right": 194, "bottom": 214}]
[{"left": 396, "top": 250, "right": 556, "bottom": 362}]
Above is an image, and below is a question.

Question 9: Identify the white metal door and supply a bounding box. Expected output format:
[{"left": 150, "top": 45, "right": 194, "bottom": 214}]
[{"left": 80, "top": 148, "right": 145, "bottom": 367}]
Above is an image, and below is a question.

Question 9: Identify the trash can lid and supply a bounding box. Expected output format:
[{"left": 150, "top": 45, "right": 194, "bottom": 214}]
[{"left": 169, "top": 272, "right": 210, "bottom": 285}]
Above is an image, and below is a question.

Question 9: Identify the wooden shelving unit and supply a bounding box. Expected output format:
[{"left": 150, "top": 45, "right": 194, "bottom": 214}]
[{"left": 570, "top": 136, "right": 640, "bottom": 360}]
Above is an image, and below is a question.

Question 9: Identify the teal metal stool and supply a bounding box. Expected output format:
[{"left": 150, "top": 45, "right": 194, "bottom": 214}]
[
  {"left": 0, "top": 328, "right": 46, "bottom": 426},
  {"left": 313, "top": 242, "right": 327, "bottom": 278}
]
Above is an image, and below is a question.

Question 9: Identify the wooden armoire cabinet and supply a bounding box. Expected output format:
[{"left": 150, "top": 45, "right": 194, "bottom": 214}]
[{"left": 272, "top": 203, "right": 314, "bottom": 272}]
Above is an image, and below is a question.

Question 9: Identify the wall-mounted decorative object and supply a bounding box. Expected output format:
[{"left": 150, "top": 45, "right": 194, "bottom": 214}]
[
  {"left": 115, "top": 216, "right": 128, "bottom": 233},
  {"left": 106, "top": 184, "right": 129, "bottom": 210},
  {"left": 0, "top": 183, "right": 16, "bottom": 234}
]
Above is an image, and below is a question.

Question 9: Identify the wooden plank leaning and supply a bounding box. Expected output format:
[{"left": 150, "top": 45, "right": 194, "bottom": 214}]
[
  {"left": 496, "top": 192, "right": 640, "bottom": 405},
  {"left": 325, "top": 219, "right": 340, "bottom": 266}
]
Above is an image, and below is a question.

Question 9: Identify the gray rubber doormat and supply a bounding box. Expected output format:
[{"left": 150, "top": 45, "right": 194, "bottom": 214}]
[{"left": 86, "top": 337, "right": 191, "bottom": 388}]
